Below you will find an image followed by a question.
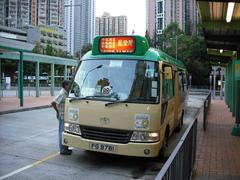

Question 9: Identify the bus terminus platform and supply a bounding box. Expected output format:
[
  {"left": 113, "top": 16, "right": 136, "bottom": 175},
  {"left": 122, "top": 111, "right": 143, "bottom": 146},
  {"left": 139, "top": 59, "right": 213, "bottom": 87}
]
[{"left": 62, "top": 36, "right": 188, "bottom": 157}]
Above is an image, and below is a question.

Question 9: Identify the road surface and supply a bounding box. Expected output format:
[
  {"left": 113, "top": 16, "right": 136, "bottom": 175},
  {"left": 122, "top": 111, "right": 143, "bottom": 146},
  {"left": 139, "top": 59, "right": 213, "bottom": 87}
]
[{"left": 0, "top": 95, "right": 205, "bottom": 180}]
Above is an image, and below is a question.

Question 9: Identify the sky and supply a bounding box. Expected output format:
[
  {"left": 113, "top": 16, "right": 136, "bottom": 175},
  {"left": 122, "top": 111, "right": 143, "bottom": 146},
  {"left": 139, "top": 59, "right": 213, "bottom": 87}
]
[{"left": 96, "top": 0, "right": 146, "bottom": 36}]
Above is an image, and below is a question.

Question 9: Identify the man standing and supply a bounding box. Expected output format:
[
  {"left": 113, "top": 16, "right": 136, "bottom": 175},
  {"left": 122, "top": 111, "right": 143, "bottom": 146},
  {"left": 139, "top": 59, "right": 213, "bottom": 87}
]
[{"left": 51, "top": 80, "right": 72, "bottom": 155}]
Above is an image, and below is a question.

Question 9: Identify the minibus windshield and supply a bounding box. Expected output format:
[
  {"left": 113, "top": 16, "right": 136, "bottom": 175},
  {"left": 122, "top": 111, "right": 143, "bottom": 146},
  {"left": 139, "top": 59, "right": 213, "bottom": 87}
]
[{"left": 69, "top": 59, "right": 159, "bottom": 103}]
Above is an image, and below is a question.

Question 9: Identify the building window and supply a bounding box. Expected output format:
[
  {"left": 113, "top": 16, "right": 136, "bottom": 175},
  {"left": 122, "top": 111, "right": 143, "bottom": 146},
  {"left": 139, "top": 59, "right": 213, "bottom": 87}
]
[
  {"left": 157, "top": 1, "right": 163, "bottom": 14},
  {"left": 157, "top": 18, "right": 163, "bottom": 30}
]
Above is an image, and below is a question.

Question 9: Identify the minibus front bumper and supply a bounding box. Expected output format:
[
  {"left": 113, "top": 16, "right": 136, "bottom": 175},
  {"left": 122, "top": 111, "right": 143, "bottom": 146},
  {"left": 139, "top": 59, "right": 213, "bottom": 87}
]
[{"left": 62, "top": 132, "right": 162, "bottom": 157}]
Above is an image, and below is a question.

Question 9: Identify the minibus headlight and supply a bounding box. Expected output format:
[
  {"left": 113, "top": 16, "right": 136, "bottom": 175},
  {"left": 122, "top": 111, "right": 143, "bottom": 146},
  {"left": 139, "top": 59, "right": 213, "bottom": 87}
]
[
  {"left": 64, "top": 122, "right": 81, "bottom": 135},
  {"left": 130, "top": 131, "right": 159, "bottom": 142}
]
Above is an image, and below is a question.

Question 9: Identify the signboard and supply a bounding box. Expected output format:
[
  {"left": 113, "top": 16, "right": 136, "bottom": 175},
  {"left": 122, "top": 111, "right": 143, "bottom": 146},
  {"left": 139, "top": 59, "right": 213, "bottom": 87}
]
[
  {"left": 99, "top": 37, "right": 136, "bottom": 54},
  {"left": 236, "top": 60, "right": 240, "bottom": 80}
]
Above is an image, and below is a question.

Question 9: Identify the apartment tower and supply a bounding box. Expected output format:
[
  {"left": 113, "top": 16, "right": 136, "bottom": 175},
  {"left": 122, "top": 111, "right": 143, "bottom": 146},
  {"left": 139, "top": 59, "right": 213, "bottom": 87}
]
[
  {"left": 95, "top": 12, "right": 127, "bottom": 36},
  {"left": 0, "top": 0, "right": 64, "bottom": 28},
  {"left": 146, "top": 0, "right": 156, "bottom": 39},
  {"left": 65, "top": 0, "right": 96, "bottom": 55}
]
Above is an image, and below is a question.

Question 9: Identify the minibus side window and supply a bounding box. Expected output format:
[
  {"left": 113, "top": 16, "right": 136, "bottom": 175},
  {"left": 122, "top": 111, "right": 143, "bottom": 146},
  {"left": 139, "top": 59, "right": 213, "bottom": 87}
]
[
  {"left": 183, "top": 72, "right": 187, "bottom": 90},
  {"left": 178, "top": 71, "right": 184, "bottom": 92},
  {"left": 162, "top": 66, "right": 174, "bottom": 102}
]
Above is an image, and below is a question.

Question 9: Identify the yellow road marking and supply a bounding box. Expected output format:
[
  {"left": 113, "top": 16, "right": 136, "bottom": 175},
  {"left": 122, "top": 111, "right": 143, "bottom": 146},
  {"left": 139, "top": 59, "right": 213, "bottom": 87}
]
[
  {"left": 0, "top": 152, "right": 59, "bottom": 180},
  {"left": 32, "top": 152, "right": 59, "bottom": 167}
]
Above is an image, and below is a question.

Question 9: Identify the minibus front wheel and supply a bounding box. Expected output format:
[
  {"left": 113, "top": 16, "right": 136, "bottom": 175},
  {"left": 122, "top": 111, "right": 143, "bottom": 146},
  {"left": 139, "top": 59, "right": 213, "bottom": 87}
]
[
  {"left": 157, "top": 126, "right": 169, "bottom": 160},
  {"left": 175, "top": 111, "right": 184, "bottom": 132}
]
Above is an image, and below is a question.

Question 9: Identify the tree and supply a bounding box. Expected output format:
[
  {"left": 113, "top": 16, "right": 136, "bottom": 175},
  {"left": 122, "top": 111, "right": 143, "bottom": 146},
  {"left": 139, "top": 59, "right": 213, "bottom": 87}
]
[
  {"left": 145, "top": 30, "right": 152, "bottom": 47},
  {"left": 145, "top": 30, "right": 157, "bottom": 47},
  {"left": 45, "top": 43, "right": 54, "bottom": 56},
  {"left": 32, "top": 42, "right": 43, "bottom": 54},
  {"left": 156, "top": 22, "right": 184, "bottom": 52},
  {"left": 156, "top": 22, "right": 210, "bottom": 86},
  {"left": 56, "top": 49, "right": 73, "bottom": 59},
  {"left": 32, "top": 42, "right": 73, "bottom": 59},
  {"left": 75, "top": 43, "right": 92, "bottom": 59}
]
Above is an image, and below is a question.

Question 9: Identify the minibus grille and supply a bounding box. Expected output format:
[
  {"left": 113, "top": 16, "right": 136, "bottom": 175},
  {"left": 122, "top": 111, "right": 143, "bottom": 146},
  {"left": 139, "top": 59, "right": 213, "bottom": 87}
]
[{"left": 81, "top": 126, "right": 132, "bottom": 144}]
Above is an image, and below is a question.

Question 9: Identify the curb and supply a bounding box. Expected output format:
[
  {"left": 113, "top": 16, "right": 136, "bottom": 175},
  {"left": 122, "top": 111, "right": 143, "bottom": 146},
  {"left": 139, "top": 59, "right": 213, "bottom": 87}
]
[{"left": 0, "top": 105, "right": 51, "bottom": 115}]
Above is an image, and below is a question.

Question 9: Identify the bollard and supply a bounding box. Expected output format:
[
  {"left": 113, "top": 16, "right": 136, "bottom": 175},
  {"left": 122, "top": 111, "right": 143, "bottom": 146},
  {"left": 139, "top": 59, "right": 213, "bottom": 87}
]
[{"left": 28, "top": 83, "right": 30, "bottom": 96}]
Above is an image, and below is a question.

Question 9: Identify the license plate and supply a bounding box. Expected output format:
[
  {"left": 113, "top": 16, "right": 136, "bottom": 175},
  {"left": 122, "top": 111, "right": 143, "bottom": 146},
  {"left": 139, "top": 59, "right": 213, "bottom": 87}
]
[{"left": 89, "top": 143, "right": 117, "bottom": 153}]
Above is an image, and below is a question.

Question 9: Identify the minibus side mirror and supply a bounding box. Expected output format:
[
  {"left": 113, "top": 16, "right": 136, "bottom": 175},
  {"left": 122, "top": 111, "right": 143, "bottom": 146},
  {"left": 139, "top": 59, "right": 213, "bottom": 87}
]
[{"left": 164, "top": 67, "right": 172, "bottom": 80}]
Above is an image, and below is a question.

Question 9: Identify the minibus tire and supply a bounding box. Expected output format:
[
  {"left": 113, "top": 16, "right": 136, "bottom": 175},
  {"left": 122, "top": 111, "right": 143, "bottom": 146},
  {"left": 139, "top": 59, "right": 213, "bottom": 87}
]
[
  {"left": 175, "top": 112, "right": 184, "bottom": 132},
  {"left": 156, "top": 127, "right": 169, "bottom": 160}
]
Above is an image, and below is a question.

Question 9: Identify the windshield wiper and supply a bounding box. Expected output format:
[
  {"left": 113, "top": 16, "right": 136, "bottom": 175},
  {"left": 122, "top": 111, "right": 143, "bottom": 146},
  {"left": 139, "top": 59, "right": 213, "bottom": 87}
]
[
  {"left": 69, "top": 96, "right": 101, "bottom": 102},
  {"left": 105, "top": 100, "right": 129, "bottom": 107},
  {"left": 69, "top": 95, "right": 115, "bottom": 102},
  {"left": 69, "top": 96, "right": 93, "bottom": 102}
]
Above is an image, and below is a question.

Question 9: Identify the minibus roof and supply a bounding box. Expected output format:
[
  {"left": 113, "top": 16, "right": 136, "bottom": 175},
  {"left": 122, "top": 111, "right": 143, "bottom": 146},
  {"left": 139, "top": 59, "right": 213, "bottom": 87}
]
[{"left": 82, "top": 35, "right": 185, "bottom": 69}]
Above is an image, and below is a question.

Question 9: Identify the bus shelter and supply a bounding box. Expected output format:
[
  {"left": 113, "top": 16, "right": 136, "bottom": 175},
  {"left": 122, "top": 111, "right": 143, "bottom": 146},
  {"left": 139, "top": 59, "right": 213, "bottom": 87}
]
[
  {"left": 197, "top": 0, "right": 240, "bottom": 136},
  {"left": 0, "top": 37, "right": 78, "bottom": 107}
]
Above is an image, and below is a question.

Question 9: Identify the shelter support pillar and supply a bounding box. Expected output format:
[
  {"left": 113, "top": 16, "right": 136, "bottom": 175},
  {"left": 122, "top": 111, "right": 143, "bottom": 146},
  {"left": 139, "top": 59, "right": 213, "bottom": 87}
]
[
  {"left": 64, "top": 65, "right": 67, "bottom": 80},
  {"left": 18, "top": 61, "right": 20, "bottom": 98},
  {"left": 232, "top": 59, "right": 236, "bottom": 116},
  {"left": 0, "top": 59, "right": 1, "bottom": 100},
  {"left": 19, "top": 51, "right": 24, "bottom": 106},
  {"left": 232, "top": 50, "right": 240, "bottom": 136},
  {"left": 220, "top": 70, "right": 223, "bottom": 100},
  {"left": 220, "top": 69, "right": 223, "bottom": 100},
  {"left": 35, "top": 61, "right": 40, "bottom": 97},
  {"left": 213, "top": 67, "right": 216, "bottom": 99},
  {"left": 51, "top": 63, "right": 55, "bottom": 96},
  {"left": 224, "top": 68, "right": 228, "bottom": 103}
]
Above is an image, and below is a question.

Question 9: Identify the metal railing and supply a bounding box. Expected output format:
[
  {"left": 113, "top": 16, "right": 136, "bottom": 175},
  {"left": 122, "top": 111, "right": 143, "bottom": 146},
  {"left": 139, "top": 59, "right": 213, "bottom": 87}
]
[
  {"left": 155, "top": 118, "right": 198, "bottom": 180},
  {"left": 203, "top": 92, "right": 211, "bottom": 131}
]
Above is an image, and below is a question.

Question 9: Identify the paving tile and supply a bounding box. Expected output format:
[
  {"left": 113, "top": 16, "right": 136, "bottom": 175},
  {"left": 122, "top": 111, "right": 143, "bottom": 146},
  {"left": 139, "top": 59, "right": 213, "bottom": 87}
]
[
  {"left": 193, "top": 99, "right": 240, "bottom": 180},
  {"left": 0, "top": 96, "right": 52, "bottom": 112}
]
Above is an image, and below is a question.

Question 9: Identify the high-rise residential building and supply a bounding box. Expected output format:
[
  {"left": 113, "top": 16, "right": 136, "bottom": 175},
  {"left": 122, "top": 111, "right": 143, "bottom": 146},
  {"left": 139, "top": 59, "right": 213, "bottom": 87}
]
[
  {"left": 146, "top": 0, "right": 156, "bottom": 39},
  {"left": 0, "top": 0, "right": 6, "bottom": 26},
  {"left": 95, "top": 12, "right": 127, "bottom": 36},
  {"left": 187, "top": 0, "right": 199, "bottom": 35},
  {"left": 0, "top": 0, "right": 64, "bottom": 28},
  {"left": 30, "top": 0, "right": 37, "bottom": 26},
  {"left": 153, "top": 0, "right": 199, "bottom": 36},
  {"left": 65, "top": 0, "right": 96, "bottom": 55},
  {"left": 27, "top": 26, "right": 67, "bottom": 51},
  {"left": 2, "top": 0, "right": 18, "bottom": 28}
]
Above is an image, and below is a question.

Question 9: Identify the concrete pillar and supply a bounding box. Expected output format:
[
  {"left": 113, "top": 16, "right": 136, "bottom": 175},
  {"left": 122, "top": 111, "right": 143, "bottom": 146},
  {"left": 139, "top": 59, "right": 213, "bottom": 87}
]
[
  {"left": 225, "top": 67, "right": 228, "bottom": 103},
  {"left": 213, "top": 67, "right": 216, "bottom": 99},
  {"left": 51, "top": 63, "right": 55, "bottom": 96},
  {"left": 64, "top": 65, "right": 67, "bottom": 80},
  {"left": 19, "top": 51, "right": 24, "bottom": 106},
  {"left": 18, "top": 61, "right": 20, "bottom": 98},
  {"left": 35, "top": 61, "right": 40, "bottom": 97},
  {"left": 232, "top": 60, "right": 236, "bottom": 116},
  {"left": 0, "top": 59, "right": 1, "bottom": 100},
  {"left": 220, "top": 69, "right": 224, "bottom": 100},
  {"left": 235, "top": 50, "right": 240, "bottom": 124},
  {"left": 232, "top": 49, "right": 240, "bottom": 136}
]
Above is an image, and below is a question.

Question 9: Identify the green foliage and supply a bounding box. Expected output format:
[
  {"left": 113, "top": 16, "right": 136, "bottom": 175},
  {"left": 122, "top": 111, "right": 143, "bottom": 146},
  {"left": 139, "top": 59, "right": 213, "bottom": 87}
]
[
  {"left": 145, "top": 30, "right": 151, "bottom": 47},
  {"left": 45, "top": 43, "right": 54, "bottom": 56},
  {"left": 145, "top": 30, "right": 157, "bottom": 48},
  {"left": 32, "top": 43, "right": 73, "bottom": 59},
  {"left": 75, "top": 43, "right": 92, "bottom": 59},
  {"left": 32, "top": 42, "right": 43, "bottom": 54},
  {"left": 156, "top": 22, "right": 210, "bottom": 86}
]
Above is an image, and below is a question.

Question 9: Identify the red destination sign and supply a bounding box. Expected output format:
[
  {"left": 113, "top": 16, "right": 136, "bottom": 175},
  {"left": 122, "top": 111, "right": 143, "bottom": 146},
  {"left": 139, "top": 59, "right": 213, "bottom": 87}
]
[{"left": 99, "top": 37, "right": 136, "bottom": 53}]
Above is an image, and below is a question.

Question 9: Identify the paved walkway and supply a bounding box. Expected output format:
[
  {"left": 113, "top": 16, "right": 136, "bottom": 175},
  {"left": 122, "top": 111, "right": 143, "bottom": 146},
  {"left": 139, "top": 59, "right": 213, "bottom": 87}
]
[
  {"left": 0, "top": 96, "right": 53, "bottom": 114},
  {"left": 193, "top": 100, "right": 240, "bottom": 180}
]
